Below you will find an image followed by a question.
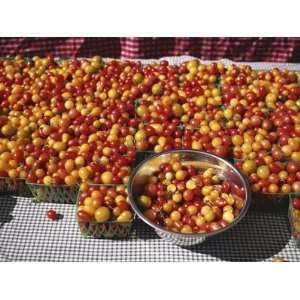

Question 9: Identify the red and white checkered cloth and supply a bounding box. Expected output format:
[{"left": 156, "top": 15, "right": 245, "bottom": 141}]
[{"left": 0, "top": 37, "right": 299, "bottom": 62}]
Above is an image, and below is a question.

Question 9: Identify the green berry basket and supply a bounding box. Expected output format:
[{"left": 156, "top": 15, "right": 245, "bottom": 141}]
[
  {"left": 0, "top": 177, "right": 33, "bottom": 197},
  {"left": 78, "top": 218, "right": 134, "bottom": 239},
  {"left": 27, "top": 183, "right": 78, "bottom": 204},
  {"left": 76, "top": 184, "right": 134, "bottom": 239},
  {"left": 288, "top": 193, "right": 300, "bottom": 248}
]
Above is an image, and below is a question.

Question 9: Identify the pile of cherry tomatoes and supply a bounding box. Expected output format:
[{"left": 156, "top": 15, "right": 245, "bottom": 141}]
[
  {"left": 137, "top": 155, "right": 245, "bottom": 234},
  {"left": 77, "top": 184, "right": 133, "bottom": 223},
  {"left": 0, "top": 55, "right": 300, "bottom": 199}
]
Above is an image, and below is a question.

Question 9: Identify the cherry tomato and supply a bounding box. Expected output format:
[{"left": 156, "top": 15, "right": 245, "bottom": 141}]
[
  {"left": 77, "top": 211, "right": 92, "bottom": 222},
  {"left": 47, "top": 210, "right": 57, "bottom": 220}
]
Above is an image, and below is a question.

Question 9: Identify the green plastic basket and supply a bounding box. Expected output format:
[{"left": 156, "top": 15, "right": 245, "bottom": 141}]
[
  {"left": 288, "top": 194, "right": 300, "bottom": 248},
  {"left": 78, "top": 219, "right": 134, "bottom": 239},
  {"left": 0, "top": 177, "right": 32, "bottom": 197},
  {"left": 27, "top": 183, "right": 78, "bottom": 204},
  {"left": 76, "top": 184, "right": 134, "bottom": 239}
]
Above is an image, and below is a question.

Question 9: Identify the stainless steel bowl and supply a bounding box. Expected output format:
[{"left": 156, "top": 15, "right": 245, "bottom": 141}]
[{"left": 128, "top": 150, "right": 251, "bottom": 246}]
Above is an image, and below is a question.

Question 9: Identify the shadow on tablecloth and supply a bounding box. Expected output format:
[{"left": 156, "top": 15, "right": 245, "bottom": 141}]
[
  {"left": 135, "top": 210, "right": 291, "bottom": 261},
  {"left": 183, "top": 211, "right": 291, "bottom": 261},
  {"left": 134, "top": 218, "right": 159, "bottom": 240},
  {"left": 0, "top": 196, "right": 17, "bottom": 228},
  {"left": 0, "top": 196, "right": 16, "bottom": 261}
]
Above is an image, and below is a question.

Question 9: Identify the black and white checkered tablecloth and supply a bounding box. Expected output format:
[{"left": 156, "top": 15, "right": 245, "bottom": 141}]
[{"left": 1, "top": 196, "right": 300, "bottom": 262}]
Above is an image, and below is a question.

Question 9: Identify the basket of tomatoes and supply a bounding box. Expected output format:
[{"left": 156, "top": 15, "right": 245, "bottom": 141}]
[
  {"left": 0, "top": 150, "right": 32, "bottom": 197},
  {"left": 27, "top": 182, "right": 79, "bottom": 204},
  {"left": 289, "top": 194, "right": 300, "bottom": 248},
  {"left": 234, "top": 159, "right": 300, "bottom": 210},
  {"left": 0, "top": 176, "right": 32, "bottom": 197},
  {"left": 76, "top": 184, "right": 134, "bottom": 239},
  {"left": 23, "top": 127, "right": 137, "bottom": 204}
]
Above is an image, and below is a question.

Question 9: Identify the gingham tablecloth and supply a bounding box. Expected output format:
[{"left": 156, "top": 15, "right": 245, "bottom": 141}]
[
  {"left": 0, "top": 196, "right": 299, "bottom": 262},
  {"left": 1, "top": 58, "right": 300, "bottom": 262},
  {"left": 0, "top": 37, "right": 300, "bottom": 62}
]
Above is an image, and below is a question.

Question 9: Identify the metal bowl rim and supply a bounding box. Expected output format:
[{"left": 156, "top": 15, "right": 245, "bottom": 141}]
[{"left": 128, "top": 149, "right": 251, "bottom": 239}]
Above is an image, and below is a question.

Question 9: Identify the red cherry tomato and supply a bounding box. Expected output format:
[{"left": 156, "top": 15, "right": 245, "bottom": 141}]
[
  {"left": 221, "top": 181, "right": 231, "bottom": 193},
  {"left": 183, "top": 190, "right": 194, "bottom": 202},
  {"left": 0, "top": 171, "right": 8, "bottom": 177},
  {"left": 77, "top": 211, "right": 92, "bottom": 222},
  {"left": 145, "top": 183, "right": 158, "bottom": 197},
  {"left": 292, "top": 198, "right": 300, "bottom": 210},
  {"left": 47, "top": 210, "right": 57, "bottom": 220}
]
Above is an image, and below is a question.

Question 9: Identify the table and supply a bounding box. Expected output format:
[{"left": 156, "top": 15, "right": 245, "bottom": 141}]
[
  {"left": 1, "top": 58, "right": 300, "bottom": 262},
  {"left": 0, "top": 195, "right": 299, "bottom": 262}
]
